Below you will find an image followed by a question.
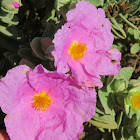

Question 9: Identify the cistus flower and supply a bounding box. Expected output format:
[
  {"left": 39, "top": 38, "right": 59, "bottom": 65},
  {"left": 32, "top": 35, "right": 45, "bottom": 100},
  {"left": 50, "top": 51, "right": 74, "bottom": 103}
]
[
  {"left": 0, "top": 65, "right": 97, "bottom": 140},
  {"left": 52, "top": 1, "right": 121, "bottom": 88}
]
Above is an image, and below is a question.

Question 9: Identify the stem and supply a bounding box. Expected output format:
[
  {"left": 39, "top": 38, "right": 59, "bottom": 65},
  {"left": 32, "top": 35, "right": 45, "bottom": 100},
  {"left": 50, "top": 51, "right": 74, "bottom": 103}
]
[
  {"left": 111, "top": 17, "right": 126, "bottom": 39},
  {"left": 129, "top": 18, "right": 140, "bottom": 22},
  {"left": 119, "top": 13, "right": 139, "bottom": 30},
  {"left": 133, "top": 53, "right": 140, "bottom": 72},
  {"left": 111, "top": 27, "right": 125, "bottom": 39}
]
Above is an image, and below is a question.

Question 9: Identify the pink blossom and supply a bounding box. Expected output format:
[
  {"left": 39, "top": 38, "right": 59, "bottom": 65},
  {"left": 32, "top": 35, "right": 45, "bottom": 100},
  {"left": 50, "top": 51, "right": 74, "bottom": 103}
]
[
  {"left": 52, "top": 1, "right": 121, "bottom": 88},
  {"left": 12, "top": 2, "right": 19, "bottom": 8},
  {"left": 0, "top": 65, "right": 96, "bottom": 140}
]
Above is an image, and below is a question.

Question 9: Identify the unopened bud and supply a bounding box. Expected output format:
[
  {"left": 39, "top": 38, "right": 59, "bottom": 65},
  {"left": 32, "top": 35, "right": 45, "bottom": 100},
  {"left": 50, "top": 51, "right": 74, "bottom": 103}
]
[{"left": 111, "top": 77, "right": 128, "bottom": 92}]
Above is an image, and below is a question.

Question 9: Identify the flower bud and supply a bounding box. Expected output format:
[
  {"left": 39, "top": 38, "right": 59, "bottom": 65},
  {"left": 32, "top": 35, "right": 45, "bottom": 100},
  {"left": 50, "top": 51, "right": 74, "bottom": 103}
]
[
  {"left": 1, "top": 0, "right": 22, "bottom": 11},
  {"left": 111, "top": 76, "right": 128, "bottom": 92},
  {"left": 12, "top": 2, "right": 19, "bottom": 8}
]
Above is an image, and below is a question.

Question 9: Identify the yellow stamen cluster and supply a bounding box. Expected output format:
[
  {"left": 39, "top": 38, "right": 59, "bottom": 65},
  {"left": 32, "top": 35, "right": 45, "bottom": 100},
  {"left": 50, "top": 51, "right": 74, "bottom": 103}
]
[
  {"left": 33, "top": 91, "right": 52, "bottom": 111},
  {"left": 68, "top": 41, "right": 87, "bottom": 61},
  {"left": 131, "top": 92, "right": 140, "bottom": 109}
]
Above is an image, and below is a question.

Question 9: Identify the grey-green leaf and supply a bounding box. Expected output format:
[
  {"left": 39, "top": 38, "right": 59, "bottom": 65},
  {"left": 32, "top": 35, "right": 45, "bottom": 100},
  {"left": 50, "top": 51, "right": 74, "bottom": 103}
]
[
  {"left": 98, "top": 89, "right": 115, "bottom": 115},
  {"left": 118, "top": 67, "right": 134, "bottom": 80},
  {"left": 86, "top": 0, "right": 104, "bottom": 6},
  {"left": 89, "top": 119, "right": 117, "bottom": 129},
  {"left": 134, "top": 29, "right": 140, "bottom": 40},
  {"left": 130, "top": 43, "right": 140, "bottom": 54}
]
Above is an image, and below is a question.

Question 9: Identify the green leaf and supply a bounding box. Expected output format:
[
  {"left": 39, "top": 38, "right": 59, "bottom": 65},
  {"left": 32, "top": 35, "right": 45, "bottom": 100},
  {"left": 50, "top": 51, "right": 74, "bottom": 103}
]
[
  {"left": 112, "top": 131, "right": 117, "bottom": 140},
  {"left": 19, "top": 59, "right": 35, "bottom": 69},
  {"left": 45, "top": 9, "right": 59, "bottom": 24},
  {"left": 129, "top": 86, "right": 140, "bottom": 93},
  {"left": 129, "top": 79, "right": 140, "bottom": 88},
  {"left": 96, "top": 108, "right": 105, "bottom": 115},
  {"left": 55, "top": 0, "right": 71, "bottom": 10},
  {"left": 107, "top": 76, "right": 115, "bottom": 92},
  {"left": 111, "top": 44, "right": 118, "bottom": 49},
  {"left": 42, "top": 23, "right": 56, "bottom": 39},
  {"left": 93, "top": 113, "right": 116, "bottom": 125},
  {"left": 128, "top": 0, "right": 140, "bottom": 15},
  {"left": 86, "top": 0, "right": 104, "bottom": 6},
  {"left": 134, "top": 29, "right": 140, "bottom": 40},
  {"left": 124, "top": 98, "right": 130, "bottom": 115},
  {"left": 30, "top": 37, "right": 47, "bottom": 60},
  {"left": 1, "top": 6, "right": 19, "bottom": 14},
  {"left": 136, "top": 125, "right": 140, "bottom": 139},
  {"left": 0, "top": 25, "right": 22, "bottom": 39},
  {"left": 98, "top": 89, "right": 115, "bottom": 115},
  {"left": 118, "top": 67, "right": 134, "bottom": 80},
  {"left": 128, "top": 136, "right": 136, "bottom": 140},
  {"left": 3, "top": 51, "right": 20, "bottom": 65},
  {"left": 116, "top": 111, "right": 123, "bottom": 129},
  {"left": 18, "top": 46, "right": 41, "bottom": 65},
  {"left": 128, "top": 27, "right": 134, "bottom": 35},
  {"left": 132, "top": 118, "right": 140, "bottom": 128},
  {"left": 121, "top": 126, "right": 130, "bottom": 139},
  {"left": 130, "top": 43, "right": 140, "bottom": 54},
  {"left": 98, "top": 127, "right": 105, "bottom": 133},
  {"left": 107, "top": 75, "right": 115, "bottom": 86},
  {"left": 89, "top": 119, "right": 117, "bottom": 129},
  {"left": 111, "top": 93, "right": 120, "bottom": 106},
  {"left": 0, "top": 9, "right": 14, "bottom": 20},
  {"left": 0, "top": 25, "right": 13, "bottom": 37}
]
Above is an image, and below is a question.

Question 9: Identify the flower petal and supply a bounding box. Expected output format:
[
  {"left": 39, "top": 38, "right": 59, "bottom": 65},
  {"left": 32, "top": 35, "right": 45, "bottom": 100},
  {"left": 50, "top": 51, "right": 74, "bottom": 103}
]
[{"left": 0, "top": 65, "right": 31, "bottom": 114}]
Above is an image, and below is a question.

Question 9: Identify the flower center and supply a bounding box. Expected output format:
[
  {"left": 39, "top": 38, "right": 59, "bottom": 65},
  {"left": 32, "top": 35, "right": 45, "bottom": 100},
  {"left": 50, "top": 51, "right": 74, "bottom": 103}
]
[
  {"left": 68, "top": 41, "right": 87, "bottom": 61},
  {"left": 131, "top": 92, "right": 140, "bottom": 109},
  {"left": 33, "top": 91, "right": 52, "bottom": 111}
]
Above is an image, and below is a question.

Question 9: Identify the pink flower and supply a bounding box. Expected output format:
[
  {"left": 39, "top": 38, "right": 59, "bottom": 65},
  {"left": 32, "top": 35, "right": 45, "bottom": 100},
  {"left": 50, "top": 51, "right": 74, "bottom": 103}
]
[
  {"left": 12, "top": 2, "right": 19, "bottom": 8},
  {"left": 0, "top": 65, "right": 96, "bottom": 140},
  {"left": 52, "top": 1, "right": 121, "bottom": 88}
]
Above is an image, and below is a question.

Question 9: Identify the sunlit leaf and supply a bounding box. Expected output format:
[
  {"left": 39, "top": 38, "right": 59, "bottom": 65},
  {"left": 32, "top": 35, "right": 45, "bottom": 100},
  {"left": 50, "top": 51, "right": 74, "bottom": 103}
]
[{"left": 130, "top": 43, "right": 140, "bottom": 54}]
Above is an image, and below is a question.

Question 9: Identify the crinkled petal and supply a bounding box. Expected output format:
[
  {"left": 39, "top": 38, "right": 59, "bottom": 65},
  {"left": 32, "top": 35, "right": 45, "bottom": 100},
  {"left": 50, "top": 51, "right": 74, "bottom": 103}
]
[
  {"left": 66, "top": 1, "right": 97, "bottom": 29},
  {"left": 37, "top": 112, "right": 83, "bottom": 140},
  {"left": 5, "top": 107, "right": 41, "bottom": 140},
  {"left": 64, "top": 87, "right": 97, "bottom": 122},
  {"left": 27, "top": 65, "right": 72, "bottom": 95},
  {"left": 56, "top": 58, "right": 70, "bottom": 73},
  {"left": 83, "top": 50, "right": 121, "bottom": 76},
  {"left": 5, "top": 105, "right": 70, "bottom": 140},
  {"left": 95, "top": 51, "right": 121, "bottom": 76},
  {"left": 0, "top": 65, "right": 31, "bottom": 114},
  {"left": 108, "top": 49, "right": 122, "bottom": 61},
  {"left": 68, "top": 60, "right": 103, "bottom": 88}
]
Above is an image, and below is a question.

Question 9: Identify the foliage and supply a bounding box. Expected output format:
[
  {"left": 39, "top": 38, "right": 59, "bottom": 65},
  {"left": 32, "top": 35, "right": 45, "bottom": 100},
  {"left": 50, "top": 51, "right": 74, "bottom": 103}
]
[{"left": 88, "top": 67, "right": 140, "bottom": 140}]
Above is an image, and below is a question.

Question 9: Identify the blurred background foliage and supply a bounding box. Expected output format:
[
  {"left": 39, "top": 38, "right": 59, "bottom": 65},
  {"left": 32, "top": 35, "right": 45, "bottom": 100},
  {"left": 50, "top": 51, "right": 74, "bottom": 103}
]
[{"left": 0, "top": 0, "right": 140, "bottom": 139}]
